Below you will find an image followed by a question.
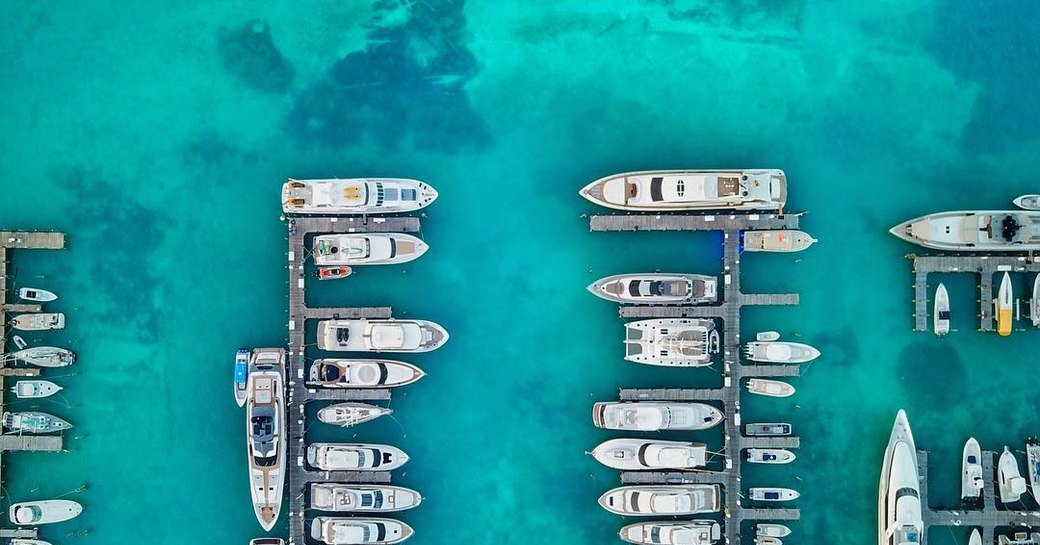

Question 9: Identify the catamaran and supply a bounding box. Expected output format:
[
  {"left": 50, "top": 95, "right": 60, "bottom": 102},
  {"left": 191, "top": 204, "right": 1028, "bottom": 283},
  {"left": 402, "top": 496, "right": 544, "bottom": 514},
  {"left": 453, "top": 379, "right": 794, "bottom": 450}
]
[
  {"left": 245, "top": 347, "right": 287, "bottom": 532},
  {"left": 6, "top": 346, "right": 75, "bottom": 367},
  {"left": 624, "top": 318, "right": 720, "bottom": 367},
  {"left": 307, "top": 443, "right": 409, "bottom": 472},
  {"left": 579, "top": 169, "right": 786, "bottom": 212},
  {"left": 282, "top": 178, "right": 437, "bottom": 215},
  {"left": 9, "top": 313, "right": 64, "bottom": 331},
  {"left": 878, "top": 410, "right": 922, "bottom": 545}
]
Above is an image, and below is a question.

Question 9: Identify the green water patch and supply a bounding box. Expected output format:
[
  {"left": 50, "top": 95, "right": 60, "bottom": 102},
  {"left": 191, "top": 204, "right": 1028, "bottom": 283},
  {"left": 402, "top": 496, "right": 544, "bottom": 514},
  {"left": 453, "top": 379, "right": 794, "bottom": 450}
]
[{"left": 217, "top": 19, "right": 295, "bottom": 94}]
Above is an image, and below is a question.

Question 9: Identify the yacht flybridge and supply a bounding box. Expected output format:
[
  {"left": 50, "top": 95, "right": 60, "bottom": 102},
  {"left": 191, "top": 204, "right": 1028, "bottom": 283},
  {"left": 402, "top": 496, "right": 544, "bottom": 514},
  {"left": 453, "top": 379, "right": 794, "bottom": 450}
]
[
  {"left": 592, "top": 402, "right": 724, "bottom": 431},
  {"left": 889, "top": 210, "right": 1040, "bottom": 251},
  {"left": 316, "top": 319, "right": 448, "bottom": 353},
  {"left": 282, "top": 178, "right": 437, "bottom": 215},
  {"left": 313, "top": 233, "right": 428, "bottom": 266},
  {"left": 878, "top": 410, "right": 923, "bottom": 545},
  {"left": 245, "top": 348, "right": 287, "bottom": 532},
  {"left": 588, "top": 273, "right": 718, "bottom": 305},
  {"left": 579, "top": 169, "right": 786, "bottom": 211}
]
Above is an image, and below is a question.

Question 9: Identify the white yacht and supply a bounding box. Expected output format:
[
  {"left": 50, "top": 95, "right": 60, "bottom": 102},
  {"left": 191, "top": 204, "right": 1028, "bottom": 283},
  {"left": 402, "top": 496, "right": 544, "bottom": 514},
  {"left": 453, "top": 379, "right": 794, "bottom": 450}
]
[
  {"left": 624, "top": 318, "right": 720, "bottom": 367},
  {"left": 2, "top": 411, "right": 71, "bottom": 434},
  {"left": 1027, "top": 438, "right": 1040, "bottom": 502},
  {"left": 750, "top": 488, "right": 799, "bottom": 501},
  {"left": 597, "top": 485, "right": 720, "bottom": 516},
  {"left": 997, "top": 272, "right": 1013, "bottom": 337},
  {"left": 744, "top": 338, "right": 820, "bottom": 363},
  {"left": 588, "top": 273, "right": 717, "bottom": 305},
  {"left": 310, "top": 517, "right": 414, "bottom": 545},
  {"left": 316, "top": 319, "right": 448, "bottom": 353},
  {"left": 307, "top": 443, "right": 409, "bottom": 472},
  {"left": 999, "top": 446, "right": 1027, "bottom": 503},
  {"left": 245, "top": 347, "right": 287, "bottom": 532},
  {"left": 589, "top": 438, "right": 708, "bottom": 470},
  {"left": 757, "top": 524, "right": 791, "bottom": 538},
  {"left": 746, "top": 379, "right": 795, "bottom": 398},
  {"left": 580, "top": 169, "right": 786, "bottom": 212},
  {"left": 310, "top": 484, "right": 421, "bottom": 513},
  {"left": 889, "top": 211, "right": 1040, "bottom": 251},
  {"left": 968, "top": 529, "right": 982, "bottom": 545},
  {"left": 877, "top": 409, "right": 923, "bottom": 545},
  {"left": 313, "top": 233, "right": 428, "bottom": 266},
  {"left": 317, "top": 403, "right": 392, "bottom": 427},
  {"left": 746, "top": 448, "right": 796, "bottom": 464},
  {"left": 11, "top": 380, "right": 62, "bottom": 399},
  {"left": 619, "top": 521, "right": 721, "bottom": 545},
  {"left": 282, "top": 178, "right": 437, "bottom": 215},
  {"left": 7, "top": 346, "right": 75, "bottom": 367},
  {"left": 8, "top": 500, "right": 82, "bottom": 525},
  {"left": 1032, "top": 275, "right": 1040, "bottom": 327},
  {"left": 9, "top": 313, "right": 64, "bottom": 331},
  {"left": 17, "top": 287, "right": 57, "bottom": 302},
  {"left": 308, "top": 360, "right": 425, "bottom": 388},
  {"left": 743, "top": 230, "right": 817, "bottom": 252},
  {"left": 592, "top": 402, "right": 724, "bottom": 431},
  {"left": 961, "top": 437, "right": 984, "bottom": 503},
  {"left": 1014, "top": 194, "right": 1040, "bottom": 210},
  {"left": 934, "top": 283, "right": 951, "bottom": 336}
]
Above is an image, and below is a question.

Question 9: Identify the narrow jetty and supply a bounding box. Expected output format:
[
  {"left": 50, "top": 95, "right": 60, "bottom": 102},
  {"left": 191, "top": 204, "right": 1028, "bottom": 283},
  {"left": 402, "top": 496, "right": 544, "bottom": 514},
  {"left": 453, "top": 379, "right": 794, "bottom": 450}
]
[
  {"left": 284, "top": 215, "right": 419, "bottom": 545},
  {"left": 907, "top": 254, "right": 1040, "bottom": 332},
  {"left": 590, "top": 212, "right": 804, "bottom": 544}
]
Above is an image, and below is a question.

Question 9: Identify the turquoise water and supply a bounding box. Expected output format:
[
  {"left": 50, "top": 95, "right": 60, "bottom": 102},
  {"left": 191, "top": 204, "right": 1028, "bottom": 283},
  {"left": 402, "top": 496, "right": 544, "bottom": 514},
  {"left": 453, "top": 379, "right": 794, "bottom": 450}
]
[{"left": 1, "top": 1, "right": 1039, "bottom": 544}]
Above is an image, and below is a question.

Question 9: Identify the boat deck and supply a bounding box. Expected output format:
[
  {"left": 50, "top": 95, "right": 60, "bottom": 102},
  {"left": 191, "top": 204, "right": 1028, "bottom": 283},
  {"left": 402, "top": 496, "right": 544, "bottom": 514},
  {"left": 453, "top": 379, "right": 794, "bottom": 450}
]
[
  {"left": 591, "top": 212, "right": 804, "bottom": 543},
  {"left": 284, "top": 215, "right": 420, "bottom": 545},
  {"left": 907, "top": 254, "right": 1040, "bottom": 332}
]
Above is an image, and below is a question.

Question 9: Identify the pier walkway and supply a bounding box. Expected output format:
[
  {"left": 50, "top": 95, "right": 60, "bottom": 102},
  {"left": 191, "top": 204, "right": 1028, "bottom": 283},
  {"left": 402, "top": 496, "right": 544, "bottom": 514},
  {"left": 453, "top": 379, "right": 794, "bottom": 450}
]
[
  {"left": 284, "top": 215, "right": 420, "bottom": 545},
  {"left": 591, "top": 213, "right": 804, "bottom": 543},
  {"left": 908, "top": 254, "right": 1040, "bottom": 332}
]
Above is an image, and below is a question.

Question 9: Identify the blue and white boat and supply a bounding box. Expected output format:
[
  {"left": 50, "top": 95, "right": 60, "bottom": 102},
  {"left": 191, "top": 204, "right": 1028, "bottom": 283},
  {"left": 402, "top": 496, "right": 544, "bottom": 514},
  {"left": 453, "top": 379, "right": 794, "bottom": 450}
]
[{"left": 234, "top": 348, "right": 249, "bottom": 407}]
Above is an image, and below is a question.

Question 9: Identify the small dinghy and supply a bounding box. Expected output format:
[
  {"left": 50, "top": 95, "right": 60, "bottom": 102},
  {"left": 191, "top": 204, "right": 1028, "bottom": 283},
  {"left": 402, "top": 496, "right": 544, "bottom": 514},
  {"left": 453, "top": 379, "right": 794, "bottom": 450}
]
[
  {"left": 9, "top": 499, "right": 82, "bottom": 525},
  {"left": 9, "top": 313, "right": 64, "bottom": 331},
  {"left": 12, "top": 335, "right": 27, "bottom": 350},
  {"left": 8, "top": 346, "right": 76, "bottom": 367},
  {"left": 934, "top": 283, "right": 951, "bottom": 336},
  {"left": 746, "top": 448, "right": 796, "bottom": 464},
  {"left": 998, "top": 445, "right": 1027, "bottom": 503},
  {"left": 756, "top": 331, "right": 780, "bottom": 342},
  {"left": 310, "top": 517, "right": 414, "bottom": 545},
  {"left": 746, "top": 379, "right": 795, "bottom": 398},
  {"left": 317, "top": 266, "right": 352, "bottom": 280},
  {"left": 757, "top": 523, "right": 791, "bottom": 538},
  {"left": 11, "top": 380, "right": 62, "bottom": 399},
  {"left": 317, "top": 402, "right": 392, "bottom": 427},
  {"left": 233, "top": 348, "right": 249, "bottom": 407},
  {"left": 746, "top": 422, "right": 792, "bottom": 436},
  {"left": 749, "top": 487, "right": 799, "bottom": 502},
  {"left": 17, "top": 287, "right": 57, "bottom": 302},
  {"left": 3, "top": 411, "right": 72, "bottom": 433},
  {"left": 1014, "top": 194, "right": 1040, "bottom": 210}
]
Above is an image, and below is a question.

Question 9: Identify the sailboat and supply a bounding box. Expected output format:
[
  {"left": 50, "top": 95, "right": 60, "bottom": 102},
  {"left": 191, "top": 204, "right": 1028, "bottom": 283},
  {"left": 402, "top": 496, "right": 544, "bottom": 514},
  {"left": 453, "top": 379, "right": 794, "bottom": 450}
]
[{"left": 996, "top": 272, "right": 1014, "bottom": 336}]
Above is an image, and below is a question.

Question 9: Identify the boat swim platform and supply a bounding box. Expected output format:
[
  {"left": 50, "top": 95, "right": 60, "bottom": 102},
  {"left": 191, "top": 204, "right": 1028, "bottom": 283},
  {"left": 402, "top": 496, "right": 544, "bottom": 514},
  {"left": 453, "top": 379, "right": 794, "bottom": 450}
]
[
  {"left": 918, "top": 450, "right": 1040, "bottom": 544},
  {"left": 284, "top": 216, "right": 422, "bottom": 545},
  {"left": 908, "top": 254, "right": 1040, "bottom": 332}
]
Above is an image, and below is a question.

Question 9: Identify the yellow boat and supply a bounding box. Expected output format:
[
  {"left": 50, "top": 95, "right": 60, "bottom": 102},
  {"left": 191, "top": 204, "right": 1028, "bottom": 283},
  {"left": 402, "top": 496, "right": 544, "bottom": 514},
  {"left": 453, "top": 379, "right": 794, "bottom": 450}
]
[{"left": 997, "top": 272, "right": 1014, "bottom": 336}]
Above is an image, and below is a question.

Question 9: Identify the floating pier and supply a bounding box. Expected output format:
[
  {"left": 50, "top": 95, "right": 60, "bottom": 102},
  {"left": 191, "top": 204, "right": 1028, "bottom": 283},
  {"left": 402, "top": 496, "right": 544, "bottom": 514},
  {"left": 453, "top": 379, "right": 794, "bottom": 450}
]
[
  {"left": 284, "top": 215, "right": 420, "bottom": 545},
  {"left": 907, "top": 254, "right": 1040, "bottom": 332},
  {"left": 590, "top": 212, "right": 804, "bottom": 544}
]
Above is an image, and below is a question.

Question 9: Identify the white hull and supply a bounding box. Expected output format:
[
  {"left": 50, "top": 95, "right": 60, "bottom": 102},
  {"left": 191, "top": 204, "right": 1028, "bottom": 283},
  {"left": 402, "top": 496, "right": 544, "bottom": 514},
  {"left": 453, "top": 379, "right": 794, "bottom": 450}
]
[
  {"left": 17, "top": 288, "right": 57, "bottom": 302},
  {"left": 744, "top": 340, "right": 820, "bottom": 363},
  {"left": 313, "top": 233, "right": 428, "bottom": 266},
  {"left": 580, "top": 169, "right": 786, "bottom": 212},
  {"left": 307, "top": 443, "right": 409, "bottom": 472},
  {"left": 245, "top": 348, "right": 287, "bottom": 532},
  {"left": 597, "top": 485, "right": 720, "bottom": 516},
  {"left": 588, "top": 273, "right": 717, "bottom": 305},
  {"left": 316, "top": 319, "right": 448, "bottom": 353},
  {"left": 962, "top": 437, "right": 984, "bottom": 501},
  {"left": 310, "top": 517, "right": 414, "bottom": 544},
  {"left": 746, "top": 448, "right": 796, "bottom": 464},
  {"left": 1014, "top": 194, "right": 1040, "bottom": 210},
  {"left": 8, "top": 346, "right": 75, "bottom": 367},
  {"left": 592, "top": 402, "right": 724, "bottom": 431},
  {"left": 746, "top": 379, "right": 795, "bottom": 398},
  {"left": 9, "top": 313, "right": 64, "bottom": 331},
  {"left": 590, "top": 438, "right": 707, "bottom": 470},
  {"left": 317, "top": 403, "right": 392, "bottom": 427},
  {"left": 9, "top": 500, "right": 82, "bottom": 525},
  {"left": 934, "top": 283, "right": 951, "bottom": 336},
  {"left": 878, "top": 410, "right": 923, "bottom": 545},
  {"left": 890, "top": 210, "right": 1040, "bottom": 251},
  {"left": 749, "top": 488, "right": 799, "bottom": 501},
  {"left": 282, "top": 178, "right": 437, "bottom": 215},
  {"left": 309, "top": 484, "right": 421, "bottom": 513},
  {"left": 619, "top": 521, "right": 721, "bottom": 545},
  {"left": 11, "top": 380, "right": 62, "bottom": 399},
  {"left": 743, "top": 230, "right": 817, "bottom": 252},
  {"left": 308, "top": 359, "right": 425, "bottom": 389}
]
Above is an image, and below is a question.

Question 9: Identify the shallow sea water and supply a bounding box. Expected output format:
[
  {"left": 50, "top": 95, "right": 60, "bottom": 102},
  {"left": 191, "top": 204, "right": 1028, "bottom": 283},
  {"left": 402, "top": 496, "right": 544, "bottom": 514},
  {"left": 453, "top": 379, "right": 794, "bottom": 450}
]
[{"left": 1, "top": 1, "right": 1039, "bottom": 544}]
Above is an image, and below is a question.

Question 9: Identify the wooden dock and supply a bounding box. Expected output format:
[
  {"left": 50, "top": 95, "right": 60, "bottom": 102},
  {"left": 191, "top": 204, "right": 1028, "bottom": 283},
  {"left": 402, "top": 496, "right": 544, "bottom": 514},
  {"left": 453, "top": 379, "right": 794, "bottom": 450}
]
[
  {"left": 591, "top": 213, "right": 804, "bottom": 543},
  {"left": 284, "top": 216, "right": 421, "bottom": 545},
  {"left": 908, "top": 254, "right": 1040, "bottom": 332}
]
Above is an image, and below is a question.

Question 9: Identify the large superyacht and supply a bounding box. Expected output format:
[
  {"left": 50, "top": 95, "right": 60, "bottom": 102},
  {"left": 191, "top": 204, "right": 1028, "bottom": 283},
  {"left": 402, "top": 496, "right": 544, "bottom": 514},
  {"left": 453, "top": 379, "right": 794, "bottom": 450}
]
[
  {"left": 281, "top": 178, "right": 437, "bottom": 215},
  {"left": 579, "top": 169, "right": 786, "bottom": 211},
  {"left": 889, "top": 210, "right": 1040, "bottom": 251},
  {"left": 878, "top": 410, "right": 923, "bottom": 545},
  {"left": 245, "top": 348, "right": 287, "bottom": 532}
]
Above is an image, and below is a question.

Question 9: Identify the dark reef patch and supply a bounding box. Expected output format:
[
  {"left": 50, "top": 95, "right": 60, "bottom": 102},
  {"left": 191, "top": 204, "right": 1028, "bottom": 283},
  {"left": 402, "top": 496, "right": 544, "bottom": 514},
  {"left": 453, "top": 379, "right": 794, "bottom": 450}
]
[
  {"left": 217, "top": 19, "right": 295, "bottom": 94},
  {"left": 811, "top": 327, "right": 859, "bottom": 369},
  {"left": 285, "top": 0, "right": 489, "bottom": 152},
  {"left": 896, "top": 341, "right": 966, "bottom": 406}
]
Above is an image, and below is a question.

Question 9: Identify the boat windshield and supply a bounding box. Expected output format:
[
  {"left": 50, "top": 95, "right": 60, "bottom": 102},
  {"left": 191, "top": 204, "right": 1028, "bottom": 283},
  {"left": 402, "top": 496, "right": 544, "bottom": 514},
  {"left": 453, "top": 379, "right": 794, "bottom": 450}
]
[{"left": 359, "top": 490, "right": 384, "bottom": 508}]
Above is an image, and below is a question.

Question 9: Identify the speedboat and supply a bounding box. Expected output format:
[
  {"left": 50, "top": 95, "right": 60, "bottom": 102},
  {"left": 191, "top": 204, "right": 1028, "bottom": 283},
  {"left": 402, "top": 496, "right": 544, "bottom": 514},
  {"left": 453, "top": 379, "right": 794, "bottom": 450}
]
[
  {"left": 11, "top": 380, "right": 62, "bottom": 399},
  {"left": 318, "top": 266, "right": 352, "bottom": 280},
  {"left": 598, "top": 485, "right": 720, "bottom": 515},
  {"left": 580, "top": 169, "right": 786, "bottom": 212},
  {"left": 307, "top": 443, "right": 409, "bottom": 472},
  {"left": 249, "top": 539, "right": 285, "bottom": 545},
  {"left": 746, "top": 448, "right": 796, "bottom": 464},
  {"left": 310, "top": 517, "right": 414, "bottom": 545},
  {"left": 999, "top": 446, "right": 1027, "bottom": 503},
  {"left": 9, "top": 313, "right": 64, "bottom": 331},
  {"left": 282, "top": 178, "right": 437, "bottom": 215},
  {"left": 588, "top": 273, "right": 717, "bottom": 305},
  {"left": 750, "top": 488, "right": 799, "bottom": 502},
  {"left": 245, "top": 347, "right": 287, "bottom": 532},
  {"left": 757, "top": 524, "right": 791, "bottom": 538},
  {"left": 624, "top": 318, "right": 720, "bottom": 367},
  {"left": 997, "top": 272, "right": 1014, "bottom": 336},
  {"left": 589, "top": 438, "right": 707, "bottom": 470},
  {"left": 743, "top": 230, "right": 817, "bottom": 252},
  {"left": 317, "top": 402, "right": 392, "bottom": 427},
  {"left": 962, "top": 437, "right": 984, "bottom": 504},
  {"left": 619, "top": 521, "right": 721, "bottom": 545},
  {"left": 592, "top": 402, "right": 724, "bottom": 431},
  {"left": 308, "top": 360, "right": 425, "bottom": 388},
  {"left": 2, "top": 411, "right": 71, "bottom": 433},
  {"left": 234, "top": 348, "right": 249, "bottom": 408},
  {"left": 316, "top": 319, "right": 448, "bottom": 352},
  {"left": 1028, "top": 438, "right": 1040, "bottom": 502},
  {"left": 746, "top": 379, "right": 795, "bottom": 398},
  {"left": 878, "top": 409, "right": 922, "bottom": 545},
  {"left": 7, "top": 346, "right": 75, "bottom": 367},
  {"left": 1014, "top": 194, "right": 1040, "bottom": 210},
  {"left": 934, "top": 283, "right": 951, "bottom": 336},
  {"left": 889, "top": 211, "right": 1040, "bottom": 251},
  {"left": 746, "top": 422, "right": 792, "bottom": 436},
  {"left": 310, "top": 484, "right": 421, "bottom": 513},
  {"left": 313, "top": 233, "right": 428, "bottom": 266},
  {"left": 744, "top": 339, "right": 820, "bottom": 363},
  {"left": 17, "top": 287, "right": 57, "bottom": 302},
  {"left": 1032, "top": 275, "right": 1040, "bottom": 327},
  {"left": 8, "top": 500, "right": 82, "bottom": 525}
]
